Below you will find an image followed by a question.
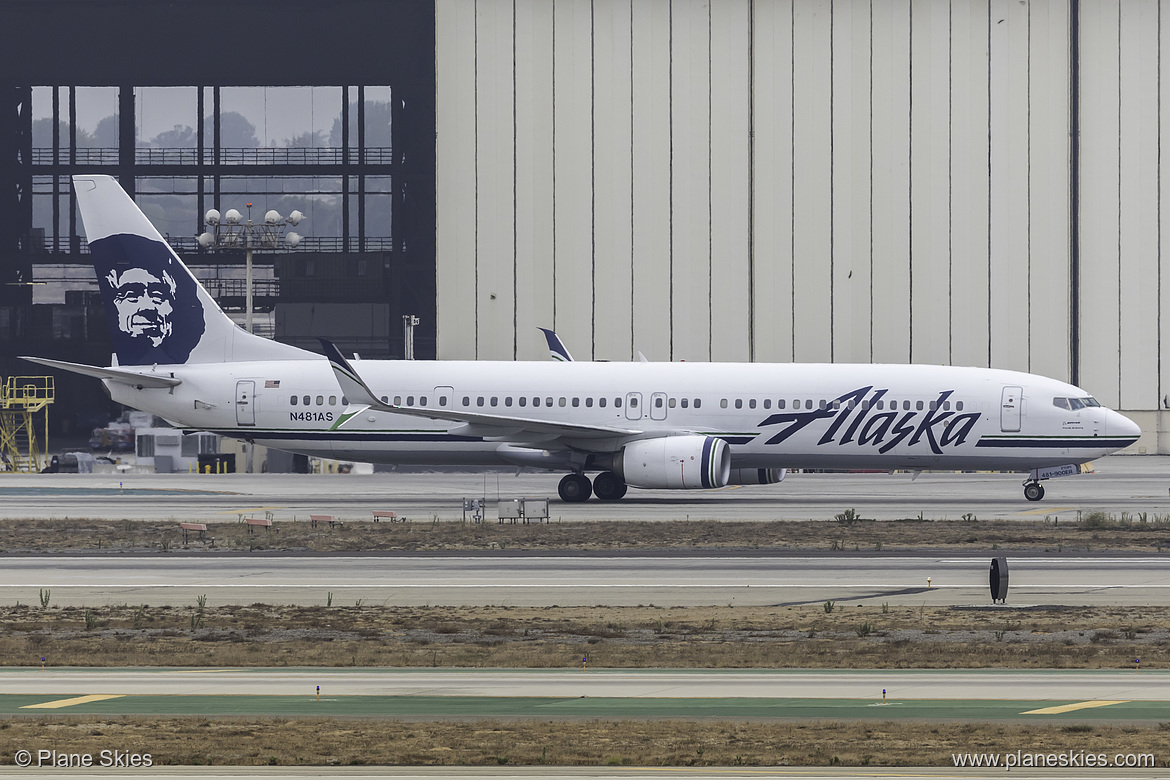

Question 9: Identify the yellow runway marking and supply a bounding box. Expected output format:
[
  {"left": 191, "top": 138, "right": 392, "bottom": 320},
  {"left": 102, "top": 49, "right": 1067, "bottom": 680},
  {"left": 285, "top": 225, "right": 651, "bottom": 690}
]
[
  {"left": 21, "top": 694, "right": 125, "bottom": 709},
  {"left": 1022, "top": 700, "right": 1128, "bottom": 715},
  {"left": 1019, "top": 506, "right": 1076, "bottom": 515}
]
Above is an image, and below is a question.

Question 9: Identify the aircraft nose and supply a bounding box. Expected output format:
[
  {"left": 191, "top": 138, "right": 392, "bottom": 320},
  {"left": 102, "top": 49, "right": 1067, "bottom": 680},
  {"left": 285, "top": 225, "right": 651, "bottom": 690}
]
[{"left": 1111, "top": 410, "right": 1141, "bottom": 439}]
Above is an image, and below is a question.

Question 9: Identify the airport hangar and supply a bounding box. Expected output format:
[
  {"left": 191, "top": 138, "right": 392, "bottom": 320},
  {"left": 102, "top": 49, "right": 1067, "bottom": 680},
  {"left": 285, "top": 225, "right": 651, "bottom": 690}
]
[{"left": 2, "top": 0, "right": 1170, "bottom": 454}]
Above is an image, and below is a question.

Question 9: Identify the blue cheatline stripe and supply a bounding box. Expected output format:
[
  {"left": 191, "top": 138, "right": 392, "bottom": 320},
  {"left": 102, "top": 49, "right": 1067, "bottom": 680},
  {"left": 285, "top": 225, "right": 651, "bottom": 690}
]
[
  {"left": 205, "top": 430, "right": 482, "bottom": 443},
  {"left": 975, "top": 437, "right": 1138, "bottom": 449}
]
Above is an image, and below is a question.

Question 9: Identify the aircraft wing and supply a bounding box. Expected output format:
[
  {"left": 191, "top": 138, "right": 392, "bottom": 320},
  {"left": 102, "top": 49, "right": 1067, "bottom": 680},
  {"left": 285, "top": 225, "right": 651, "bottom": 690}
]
[
  {"left": 319, "top": 339, "right": 640, "bottom": 441},
  {"left": 20, "top": 356, "right": 182, "bottom": 389}
]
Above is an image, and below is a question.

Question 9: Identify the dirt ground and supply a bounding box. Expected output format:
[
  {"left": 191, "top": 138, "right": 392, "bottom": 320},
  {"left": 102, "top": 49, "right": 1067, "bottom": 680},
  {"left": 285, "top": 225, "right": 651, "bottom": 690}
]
[
  {"left": 3, "top": 514, "right": 1170, "bottom": 554},
  {"left": 0, "top": 717, "right": 1167, "bottom": 767},
  {"left": 3, "top": 603, "right": 1165, "bottom": 669}
]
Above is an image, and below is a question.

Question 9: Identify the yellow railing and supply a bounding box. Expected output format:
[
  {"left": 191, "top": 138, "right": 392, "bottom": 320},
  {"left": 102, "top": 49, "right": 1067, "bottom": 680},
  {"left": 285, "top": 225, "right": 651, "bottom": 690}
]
[{"left": 0, "top": 376, "right": 55, "bottom": 473}]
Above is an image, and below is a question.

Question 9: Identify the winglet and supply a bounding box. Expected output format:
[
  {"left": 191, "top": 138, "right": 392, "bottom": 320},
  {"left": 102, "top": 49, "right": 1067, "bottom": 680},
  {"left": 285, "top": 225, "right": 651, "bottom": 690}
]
[
  {"left": 318, "top": 338, "right": 392, "bottom": 411},
  {"left": 538, "top": 328, "right": 574, "bottom": 362}
]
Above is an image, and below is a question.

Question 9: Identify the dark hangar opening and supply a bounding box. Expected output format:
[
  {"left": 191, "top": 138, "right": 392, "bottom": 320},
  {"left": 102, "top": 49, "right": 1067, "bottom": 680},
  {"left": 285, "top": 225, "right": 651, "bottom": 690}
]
[{"left": 0, "top": 0, "right": 437, "bottom": 437}]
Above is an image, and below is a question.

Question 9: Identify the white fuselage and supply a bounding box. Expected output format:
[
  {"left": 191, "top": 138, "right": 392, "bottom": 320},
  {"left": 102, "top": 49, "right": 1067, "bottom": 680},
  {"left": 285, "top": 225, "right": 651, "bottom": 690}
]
[{"left": 104, "top": 358, "right": 1138, "bottom": 472}]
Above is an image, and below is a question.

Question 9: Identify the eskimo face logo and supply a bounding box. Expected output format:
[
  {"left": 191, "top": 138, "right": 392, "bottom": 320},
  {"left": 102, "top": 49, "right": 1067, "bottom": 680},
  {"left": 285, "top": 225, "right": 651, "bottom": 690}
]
[
  {"left": 91, "top": 234, "right": 206, "bottom": 365},
  {"left": 107, "top": 266, "right": 176, "bottom": 346}
]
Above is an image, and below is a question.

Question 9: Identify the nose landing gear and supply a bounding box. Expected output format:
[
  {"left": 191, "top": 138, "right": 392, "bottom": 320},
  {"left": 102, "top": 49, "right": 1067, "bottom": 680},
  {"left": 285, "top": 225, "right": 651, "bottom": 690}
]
[{"left": 1023, "top": 480, "right": 1045, "bottom": 502}]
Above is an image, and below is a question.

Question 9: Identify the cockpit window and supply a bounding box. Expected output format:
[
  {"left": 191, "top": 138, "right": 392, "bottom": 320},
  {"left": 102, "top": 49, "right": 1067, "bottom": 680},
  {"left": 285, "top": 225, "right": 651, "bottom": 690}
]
[{"left": 1054, "top": 396, "right": 1100, "bottom": 410}]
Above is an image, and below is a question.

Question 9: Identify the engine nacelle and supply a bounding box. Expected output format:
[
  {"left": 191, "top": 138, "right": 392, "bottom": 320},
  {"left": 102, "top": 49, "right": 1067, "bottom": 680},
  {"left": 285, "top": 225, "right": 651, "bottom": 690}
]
[
  {"left": 617, "top": 435, "right": 731, "bottom": 490},
  {"left": 727, "top": 467, "right": 786, "bottom": 485}
]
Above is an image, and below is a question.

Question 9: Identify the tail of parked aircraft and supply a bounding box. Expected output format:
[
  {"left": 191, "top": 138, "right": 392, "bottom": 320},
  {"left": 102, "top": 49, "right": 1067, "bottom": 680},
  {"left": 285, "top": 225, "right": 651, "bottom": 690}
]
[{"left": 73, "top": 174, "right": 313, "bottom": 366}]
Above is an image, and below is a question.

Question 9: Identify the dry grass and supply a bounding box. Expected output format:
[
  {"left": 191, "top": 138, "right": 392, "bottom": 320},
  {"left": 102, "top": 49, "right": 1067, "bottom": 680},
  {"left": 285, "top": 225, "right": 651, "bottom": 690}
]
[
  {"left": 3, "top": 603, "right": 1166, "bottom": 669},
  {"left": 3, "top": 514, "right": 1170, "bottom": 553},
  {"left": 0, "top": 717, "right": 1167, "bottom": 766}
]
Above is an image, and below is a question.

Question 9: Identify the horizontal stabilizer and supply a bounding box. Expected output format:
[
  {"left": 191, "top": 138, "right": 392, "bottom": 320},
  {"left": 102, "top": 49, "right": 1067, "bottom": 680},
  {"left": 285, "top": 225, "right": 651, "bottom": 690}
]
[{"left": 20, "top": 356, "right": 181, "bottom": 388}]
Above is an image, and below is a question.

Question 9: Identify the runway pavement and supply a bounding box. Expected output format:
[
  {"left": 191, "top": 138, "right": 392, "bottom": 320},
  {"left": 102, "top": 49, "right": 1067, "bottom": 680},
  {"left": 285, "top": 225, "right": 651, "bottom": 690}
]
[
  {"left": 0, "top": 454, "right": 1167, "bottom": 523},
  {"left": 2, "top": 554, "right": 1167, "bottom": 607},
  {"left": 2, "top": 669, "right": 1168, "bottom": 722}
]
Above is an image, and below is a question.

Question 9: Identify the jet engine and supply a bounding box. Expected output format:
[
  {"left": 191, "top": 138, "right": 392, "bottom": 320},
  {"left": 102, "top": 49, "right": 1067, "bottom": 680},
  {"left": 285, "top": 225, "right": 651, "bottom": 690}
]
[
  {"left": 727, "top": 467, "right": 786, "bottom": 485},
  {"left": 616, "top": 435, "right": 731, "bottom": 489}
]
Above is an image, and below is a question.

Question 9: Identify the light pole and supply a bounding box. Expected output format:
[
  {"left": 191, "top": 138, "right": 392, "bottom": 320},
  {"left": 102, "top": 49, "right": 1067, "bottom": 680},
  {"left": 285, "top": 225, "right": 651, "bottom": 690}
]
[{"left": 197, "top": 204, "right": 304, "bottom": 333}]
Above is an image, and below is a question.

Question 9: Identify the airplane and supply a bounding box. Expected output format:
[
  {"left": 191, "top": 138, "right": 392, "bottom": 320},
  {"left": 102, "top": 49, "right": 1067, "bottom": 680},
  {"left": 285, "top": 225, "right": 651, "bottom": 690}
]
[{"left": 23, "top": 175, "right": 1141, "bottom": 503}]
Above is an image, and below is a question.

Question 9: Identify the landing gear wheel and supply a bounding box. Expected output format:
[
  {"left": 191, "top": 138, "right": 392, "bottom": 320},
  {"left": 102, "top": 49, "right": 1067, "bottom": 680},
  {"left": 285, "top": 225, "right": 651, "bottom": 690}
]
[
  {"left": 1023, "top": 481, "right": 1045, "bottom": 502},
  {"left": 592, "top": 471, "right": 628, "bottom": 501},
  {"left": 558, "top": 473, "right": 593, "bottom": 503}
]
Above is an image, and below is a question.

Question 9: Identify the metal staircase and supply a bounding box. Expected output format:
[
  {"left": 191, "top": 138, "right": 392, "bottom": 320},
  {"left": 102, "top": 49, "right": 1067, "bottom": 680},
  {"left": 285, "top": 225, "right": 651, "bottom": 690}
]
[{"left": 0, "top": 376, "right": 54, "bottom": 473}]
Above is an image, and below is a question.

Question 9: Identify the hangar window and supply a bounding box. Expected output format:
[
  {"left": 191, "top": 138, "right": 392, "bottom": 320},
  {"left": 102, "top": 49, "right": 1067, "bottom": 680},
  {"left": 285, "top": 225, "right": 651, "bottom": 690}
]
[
  {"left": 290, "top": 396, "right": 298, "bottom": 406},
  {"left": 329, "top": 395, "right": 337, "bottom": 406}
]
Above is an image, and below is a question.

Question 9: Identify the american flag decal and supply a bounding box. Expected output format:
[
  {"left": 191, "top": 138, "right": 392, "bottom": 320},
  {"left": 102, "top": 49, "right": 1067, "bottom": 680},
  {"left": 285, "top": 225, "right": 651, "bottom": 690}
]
[{"left": 265, "top": 380, "right": 280, "bottom": 388}]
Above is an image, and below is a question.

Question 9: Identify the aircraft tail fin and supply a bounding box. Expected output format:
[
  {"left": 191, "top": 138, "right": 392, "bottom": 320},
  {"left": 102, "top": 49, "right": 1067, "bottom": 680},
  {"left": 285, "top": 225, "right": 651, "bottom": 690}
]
[{"left": 73, "top": 174, "right": 314, "bottom": 367}]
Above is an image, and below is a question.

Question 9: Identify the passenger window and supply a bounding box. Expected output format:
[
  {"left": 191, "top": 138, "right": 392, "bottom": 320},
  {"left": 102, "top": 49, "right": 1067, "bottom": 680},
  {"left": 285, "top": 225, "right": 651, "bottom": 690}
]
[
  {"left": 763, "top": 399, "right": 770, "bottom": 409},
  {"left": 778, "top": 400, "right": 785, "bottom": 409},
  {"left": 420, "top": 396, "right": 427, "bottom": 406},
  {"left": 572, "top": 397, "right": 580, "bottom": 407},
  {"left": 903, "top": 400, "right": 911, "bottom": 411},
  {"left": 599, "top": 397, "right": 607, "bottom": 408},
  {"left": 721, "top": 399, "right": 729, "bottom": 409},
  {"left": 490, "top": 397, "right": 498, "bottom": 406},
  {"left": 831, "top": 401, "right": 841, "bottom": 410},
  {"left": 681, "top": 398, "right": 689, "bottom": 409},
  {"left": 585, "top": 397, "right": 593, "bottom": 407},
  {"left": 342, "top": 396, "right": 348, "bottom": 405},
  {"left": 876, "top": 400, "right": 884, "bottom": 410},
  {"left": 462, "top": 396, "right": 470, "bottom": 406},
  {"left": 381, "top": 396, "right": 388, "bottom": 403},
  {"left": 916, "top": 400, "right": 924, "bottom": 411},
  {"left": 694, "top": 399, "right": 701, "bottom": 409},
  {"left": 505, "top": 397, "right": 512, "bottom": 407},
  {"left": 734, "top": 399, "right": 743, "bottom": 409},
  {"left": 629, "top": 397, "right": 638, "bottom": 408},
  {"left": 654, "top": 397, "right": 663, "bottom": 408},
  {"left": 929, "top": 400, "right": 936, "bottom": 411},
  {"left": 615, "top": 397, "right": 622, "bottom": 408},
  {"left": 290, "top": 395, "right": 297, "bottom": 406},
  {"left": 748, "top": 399, "right": 756, "bottom": 409},
  {"left": 860, "top": 401, "right": 868, "bottom": 410},
  {"left": 316, "top": 395, "right": 324, "bottom": 405},
  {"left": 407, "top": 396, "right": 414, "bottom": 405},
  {"left": 303, "top": 395, "right": 310, "bottom": 406},
  {"left": 477, "top": 397, "right": 485, "bottom": 407},
  {"left": 394, "top": 395, "right": 402, "bottom": 405},
  {"left": 818, "top": 400, "right": 827, "bottom": 410},
  {"left": 546, "top": 397, "right": 554, "bottom": 407},
  {"left": 519, "top": 397, "right": 527, "bottom": 407},
  {"left": 532, "top": 397, "right": 540, "bottom": 407},
  {"left": 439, "top": 396, "right": 447, "bottom": 406},
  {"left": 668, "top": 398, "right": 676, "bottom": 408},
  {"left": 956, "top": 401, "right": 964, "bottom": 411},
  {"left": 329, "top": 395, "right": 337, "bottom": 405},
  {"left": 942, "top": 401, "right": 950, "bottom": 411}
]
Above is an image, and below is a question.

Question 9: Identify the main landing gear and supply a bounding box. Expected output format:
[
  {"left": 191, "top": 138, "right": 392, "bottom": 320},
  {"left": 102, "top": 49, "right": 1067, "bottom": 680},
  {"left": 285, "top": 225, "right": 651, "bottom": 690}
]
[
  {"left": 558, "top": 471, "right": 628, "bottom": 502},
  {"left": 1023, "top": 480, "right": 1045, "bottom": 502}
]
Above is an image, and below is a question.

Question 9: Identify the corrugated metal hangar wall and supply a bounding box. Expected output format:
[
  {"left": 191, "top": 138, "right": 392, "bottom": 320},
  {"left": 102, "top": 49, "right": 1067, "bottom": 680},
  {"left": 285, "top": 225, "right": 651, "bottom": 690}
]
[{"left": 435, "top": 0, "right": 1170, "bottom": 453}]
